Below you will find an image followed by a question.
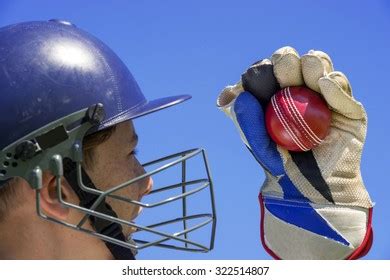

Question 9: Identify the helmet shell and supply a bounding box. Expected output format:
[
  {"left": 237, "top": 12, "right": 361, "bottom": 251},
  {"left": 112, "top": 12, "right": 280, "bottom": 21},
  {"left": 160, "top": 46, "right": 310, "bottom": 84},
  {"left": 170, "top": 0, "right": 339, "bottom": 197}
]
[{"left": 0, "top": 20, "right": 190, "bottom": 149}]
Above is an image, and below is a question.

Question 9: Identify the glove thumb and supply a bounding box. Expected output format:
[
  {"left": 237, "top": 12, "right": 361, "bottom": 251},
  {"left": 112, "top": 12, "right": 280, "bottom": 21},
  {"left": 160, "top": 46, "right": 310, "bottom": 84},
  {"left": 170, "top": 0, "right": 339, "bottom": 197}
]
[{"left": 218, "top": 86, "right": 285, "bottom": 177}]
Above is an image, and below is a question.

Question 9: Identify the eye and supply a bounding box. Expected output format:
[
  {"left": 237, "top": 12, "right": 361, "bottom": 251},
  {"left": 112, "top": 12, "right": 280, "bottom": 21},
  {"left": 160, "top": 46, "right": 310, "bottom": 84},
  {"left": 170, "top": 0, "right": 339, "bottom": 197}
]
[{"left": 129, "top": 148, "right": 139, "bottom": 156}]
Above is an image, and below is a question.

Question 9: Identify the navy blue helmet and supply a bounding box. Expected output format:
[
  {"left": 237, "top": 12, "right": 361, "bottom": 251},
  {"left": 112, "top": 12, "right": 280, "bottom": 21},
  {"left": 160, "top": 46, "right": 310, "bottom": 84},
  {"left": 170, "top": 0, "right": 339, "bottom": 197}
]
[{"left": 0, "top": 19, "right": 190, "bottom": 150}]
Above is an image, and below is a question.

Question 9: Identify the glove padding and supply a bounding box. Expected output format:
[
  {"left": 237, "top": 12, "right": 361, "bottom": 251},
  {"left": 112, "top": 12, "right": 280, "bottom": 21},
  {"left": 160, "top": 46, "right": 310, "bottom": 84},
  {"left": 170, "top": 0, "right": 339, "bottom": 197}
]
[{"left": 217, "top": 47, "right": 373, "bottom": 259}]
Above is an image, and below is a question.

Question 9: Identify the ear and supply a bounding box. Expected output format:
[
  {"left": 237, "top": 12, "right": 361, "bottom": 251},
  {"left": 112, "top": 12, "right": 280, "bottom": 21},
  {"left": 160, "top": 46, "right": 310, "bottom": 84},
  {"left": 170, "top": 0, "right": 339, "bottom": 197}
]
[{"left": 39, "top": 172, "right": 73, "bottom": 220}]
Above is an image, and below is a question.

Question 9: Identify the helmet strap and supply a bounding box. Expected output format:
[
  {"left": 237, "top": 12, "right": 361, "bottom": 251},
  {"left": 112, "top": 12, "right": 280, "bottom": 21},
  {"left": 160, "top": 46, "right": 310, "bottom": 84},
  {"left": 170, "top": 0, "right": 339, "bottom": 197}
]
[{"left": 62, "top": 158, "right": 135, "bottom": 260}]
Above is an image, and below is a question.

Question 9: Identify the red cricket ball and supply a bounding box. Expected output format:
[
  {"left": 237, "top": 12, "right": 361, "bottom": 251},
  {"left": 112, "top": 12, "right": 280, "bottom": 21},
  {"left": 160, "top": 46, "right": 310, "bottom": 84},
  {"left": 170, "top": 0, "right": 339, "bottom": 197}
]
[{"left": 265, "top": 86, "right": 332, "bottom": 152}]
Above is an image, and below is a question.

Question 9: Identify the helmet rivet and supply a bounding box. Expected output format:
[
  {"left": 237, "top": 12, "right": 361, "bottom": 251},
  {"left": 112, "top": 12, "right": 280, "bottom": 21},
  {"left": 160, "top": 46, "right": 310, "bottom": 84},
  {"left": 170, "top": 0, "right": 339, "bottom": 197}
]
[{"left": 86, "top": 103, "right": 105, "bottom": 124}]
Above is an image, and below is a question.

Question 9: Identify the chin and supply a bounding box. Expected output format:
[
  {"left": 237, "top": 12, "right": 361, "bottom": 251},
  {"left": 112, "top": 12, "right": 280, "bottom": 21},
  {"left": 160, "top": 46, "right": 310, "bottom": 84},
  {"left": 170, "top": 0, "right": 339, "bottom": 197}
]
[{"left": 123, "top": 222, "right": 138, "bottom": 237}]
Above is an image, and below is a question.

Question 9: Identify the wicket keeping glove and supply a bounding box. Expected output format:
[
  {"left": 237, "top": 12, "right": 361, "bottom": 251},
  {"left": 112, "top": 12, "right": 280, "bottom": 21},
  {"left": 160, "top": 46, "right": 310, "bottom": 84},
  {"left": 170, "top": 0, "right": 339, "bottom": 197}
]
[{"left": 217, "top": 46, "right": 373, "bottom": 259}]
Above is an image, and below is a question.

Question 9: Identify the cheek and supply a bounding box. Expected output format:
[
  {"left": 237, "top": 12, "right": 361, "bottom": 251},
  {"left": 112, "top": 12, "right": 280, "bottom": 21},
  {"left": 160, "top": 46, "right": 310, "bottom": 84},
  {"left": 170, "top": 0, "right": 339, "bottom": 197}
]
[
  {"left": 103, "top": 162, "right": 143, "bottom": 219},
  {"left": 85, "top": 158, "right": 148, "bottom": 228},
  {"left": 104, "top": 158, "right": 145, "bottom": 198}
]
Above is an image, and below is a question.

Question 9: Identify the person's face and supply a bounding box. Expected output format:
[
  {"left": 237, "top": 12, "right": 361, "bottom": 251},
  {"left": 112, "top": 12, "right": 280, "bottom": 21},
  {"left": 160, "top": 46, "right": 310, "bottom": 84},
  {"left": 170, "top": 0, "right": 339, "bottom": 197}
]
[{"left": 84, "top": 120, "right": 153, "bottom": 238}]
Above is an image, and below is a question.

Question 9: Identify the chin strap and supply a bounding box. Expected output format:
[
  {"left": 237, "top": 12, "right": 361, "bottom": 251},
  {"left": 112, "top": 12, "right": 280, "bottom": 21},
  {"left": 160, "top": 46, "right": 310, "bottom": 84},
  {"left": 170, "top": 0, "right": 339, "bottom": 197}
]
[{"left": 63, "top": 158, "right": 136, "bottom": 260}]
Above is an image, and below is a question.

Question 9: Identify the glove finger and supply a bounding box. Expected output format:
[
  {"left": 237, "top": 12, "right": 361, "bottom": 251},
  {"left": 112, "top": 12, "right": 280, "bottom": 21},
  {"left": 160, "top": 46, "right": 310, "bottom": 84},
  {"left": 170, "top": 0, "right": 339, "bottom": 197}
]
[
  {"left": 271, "top": 46, "right": 304, "bottom": 88},
  {"left": 318, "top": 71, "right": 366, "bottom": 120},
  {"left": 241, "top": 59, "right": 280, "bottom": 107},
  {"left": 301, "top": 50, "right": 334, "bottom": 93}
]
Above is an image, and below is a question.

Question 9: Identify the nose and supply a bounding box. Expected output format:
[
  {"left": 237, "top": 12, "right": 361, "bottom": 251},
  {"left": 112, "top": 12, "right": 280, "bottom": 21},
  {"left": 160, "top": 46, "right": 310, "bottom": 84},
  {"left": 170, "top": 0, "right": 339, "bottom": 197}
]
[
  {"left": 142, "top": 176, "right": 153, "bottom": 196},
  {"left": 135, "top": 157, "right": 153, "bottom": 197}
]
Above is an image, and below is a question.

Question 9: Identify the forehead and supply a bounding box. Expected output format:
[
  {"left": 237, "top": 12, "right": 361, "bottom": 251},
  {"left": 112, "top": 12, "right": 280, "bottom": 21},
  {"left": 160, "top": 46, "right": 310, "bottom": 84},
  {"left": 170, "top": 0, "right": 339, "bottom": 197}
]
[
  {"left": 116, "top": 121, "right": 137, "bottom": 143},
  {"left": 100, "top": 120, "right": 137, "bottom": 150}
]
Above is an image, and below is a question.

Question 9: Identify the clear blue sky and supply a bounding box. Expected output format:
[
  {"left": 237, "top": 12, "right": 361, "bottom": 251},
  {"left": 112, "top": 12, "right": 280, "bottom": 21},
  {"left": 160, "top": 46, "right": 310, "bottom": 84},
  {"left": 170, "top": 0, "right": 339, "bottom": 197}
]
[{"left": 1, "top": 0, "right": 389, "bottom": 259}]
